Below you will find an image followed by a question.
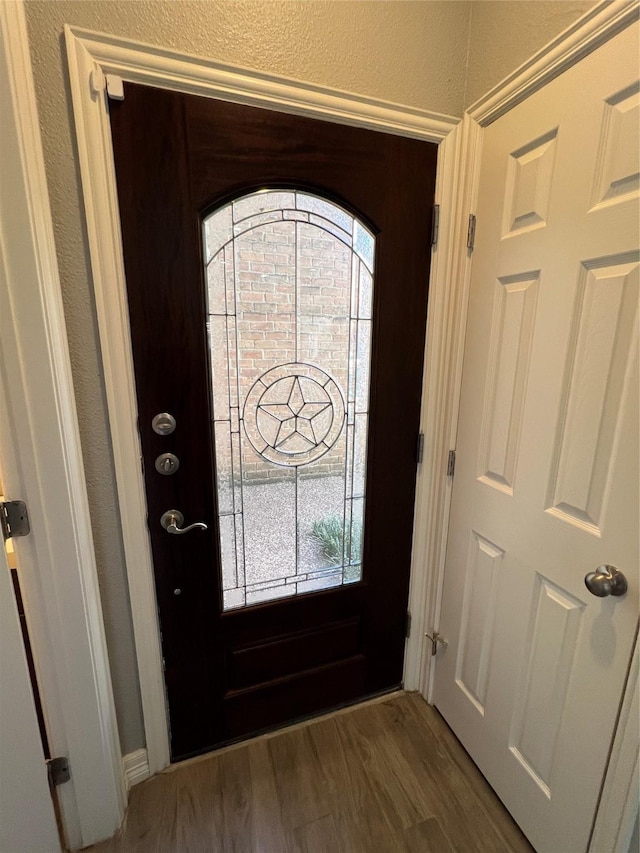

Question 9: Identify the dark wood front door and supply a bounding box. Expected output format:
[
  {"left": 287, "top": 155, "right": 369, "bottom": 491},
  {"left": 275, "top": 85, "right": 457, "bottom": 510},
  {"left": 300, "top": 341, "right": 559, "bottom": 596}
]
[{"left": 109, "top": 83, "right": 437, "bottom": 760}]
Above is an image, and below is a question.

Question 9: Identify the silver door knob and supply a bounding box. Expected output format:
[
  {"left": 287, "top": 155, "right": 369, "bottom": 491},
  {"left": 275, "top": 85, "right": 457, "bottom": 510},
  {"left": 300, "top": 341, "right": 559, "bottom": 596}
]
[
  {"left": 584, "top": 565, "right": 627, "bottom": 598},
  {"left": 160, "top": 509, "right": 208, "bottom": 535}
]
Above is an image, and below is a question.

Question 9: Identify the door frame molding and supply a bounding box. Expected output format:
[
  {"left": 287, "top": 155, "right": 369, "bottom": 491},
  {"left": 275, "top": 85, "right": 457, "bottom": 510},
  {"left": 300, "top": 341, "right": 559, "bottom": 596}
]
[
  {"left": 64, "top": 23, "right": 460, "bottom": 774},
  {"left": 0, "top": 2, "right": 125, "bottom": 849},
  {"left": 63, "top": 9, "right": 638, "bottom": 847}
]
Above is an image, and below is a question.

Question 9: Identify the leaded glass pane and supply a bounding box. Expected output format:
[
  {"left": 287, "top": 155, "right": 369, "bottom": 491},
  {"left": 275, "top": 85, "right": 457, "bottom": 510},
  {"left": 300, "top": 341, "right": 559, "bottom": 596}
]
[
  {"left": 296, "top": 193, "right": 352, "bottom": 234},
  {"left": 353, "top": 220, "right": 374, "bottom": 271},
  {"left": 204, "top": 204, "right": 232, "bottom": 262},
  {"left": 233, "top": 190, "right": 295, "bottom": 222},
  {"left": 204, "top": 190, "right": 374, "bottom": 609}
]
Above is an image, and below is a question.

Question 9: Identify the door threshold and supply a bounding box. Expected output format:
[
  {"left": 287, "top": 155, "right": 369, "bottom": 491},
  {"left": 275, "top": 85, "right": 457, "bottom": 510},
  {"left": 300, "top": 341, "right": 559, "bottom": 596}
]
[{"left": 165, "top": 686, "right": 404, "bottom": 772}]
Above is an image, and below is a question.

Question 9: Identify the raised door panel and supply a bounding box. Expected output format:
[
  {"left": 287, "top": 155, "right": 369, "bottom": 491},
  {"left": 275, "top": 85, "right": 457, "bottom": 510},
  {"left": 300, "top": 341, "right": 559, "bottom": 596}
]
[
  {"left": 591, "top": 82, "right": 640, "bottom": 211},
  {"left": 508, "top": 575, "right": 586, "bottom": 797},
  {"left": 547, "top": 255, "right": 639, "bottom": 535},
  {"left": 455, "top": 531, "right": 504, "bottom": 715},
  {"left": 477, "top": 273, "right": 539, "bottom": 495}
]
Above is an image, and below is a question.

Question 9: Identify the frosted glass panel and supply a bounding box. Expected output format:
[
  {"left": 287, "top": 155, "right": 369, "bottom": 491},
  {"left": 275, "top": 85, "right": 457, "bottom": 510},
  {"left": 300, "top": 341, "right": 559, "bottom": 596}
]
[{"left": 204, "top": 190, "right": 374, "bottom": 609}]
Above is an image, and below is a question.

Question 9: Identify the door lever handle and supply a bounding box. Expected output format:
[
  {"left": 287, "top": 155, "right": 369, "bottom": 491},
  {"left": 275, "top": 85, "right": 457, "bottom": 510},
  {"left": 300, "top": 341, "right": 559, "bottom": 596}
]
[{"left": 160, "top": 509, "right": 208, "bottom": 535}]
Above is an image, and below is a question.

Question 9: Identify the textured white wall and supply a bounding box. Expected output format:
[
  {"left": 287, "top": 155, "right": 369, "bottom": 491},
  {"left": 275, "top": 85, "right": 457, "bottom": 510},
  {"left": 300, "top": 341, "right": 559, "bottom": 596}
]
[{"left": 23, "top": 0, "right": 598, "bottom": 754}]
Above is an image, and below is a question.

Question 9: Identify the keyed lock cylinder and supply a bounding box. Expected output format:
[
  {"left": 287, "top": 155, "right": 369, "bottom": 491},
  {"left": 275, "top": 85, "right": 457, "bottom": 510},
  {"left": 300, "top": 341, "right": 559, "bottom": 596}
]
[{"left": 155, "top": 452, "right": 180, "bottom": 475}]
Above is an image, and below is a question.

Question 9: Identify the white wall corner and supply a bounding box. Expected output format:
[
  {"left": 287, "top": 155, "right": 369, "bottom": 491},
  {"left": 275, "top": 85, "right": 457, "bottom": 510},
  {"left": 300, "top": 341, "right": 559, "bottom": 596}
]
[{"left": 123, "top": 748, "right": 151, "bottom": 790}]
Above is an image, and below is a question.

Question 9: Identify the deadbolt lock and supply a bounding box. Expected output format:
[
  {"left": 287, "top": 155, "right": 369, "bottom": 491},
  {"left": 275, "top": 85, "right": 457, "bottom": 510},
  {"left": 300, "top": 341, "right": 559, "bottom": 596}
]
[
  {"left": 152, "top": 412, "right": 176, "bottom": 435},
  {"left": 155, "top": 453, "right": 180, "bottom": 475}
]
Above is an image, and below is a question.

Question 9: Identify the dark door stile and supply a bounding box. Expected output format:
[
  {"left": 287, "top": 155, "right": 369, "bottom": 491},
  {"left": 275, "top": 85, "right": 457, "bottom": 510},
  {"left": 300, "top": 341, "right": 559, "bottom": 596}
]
[{"left": 109, "top": 84, "right": 437, "bottom": 760}]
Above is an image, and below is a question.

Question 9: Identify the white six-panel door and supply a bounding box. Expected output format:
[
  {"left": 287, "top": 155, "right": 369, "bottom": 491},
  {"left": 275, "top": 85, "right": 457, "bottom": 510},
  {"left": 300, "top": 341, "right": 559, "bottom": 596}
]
[{"left": 434, "top": 21, "right": 639, "bottom": 853}]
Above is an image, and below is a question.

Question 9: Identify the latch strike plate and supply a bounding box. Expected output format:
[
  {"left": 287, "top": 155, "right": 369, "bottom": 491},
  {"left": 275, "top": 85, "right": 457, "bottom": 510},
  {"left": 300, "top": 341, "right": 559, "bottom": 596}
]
[
  {"left": 46, "top": 756, "right": 70, "bottom": 788},
  {"left": 1, "top": 501, "right": 30, "bottom": 541},
  {"left": 417, "top": 433, "right": 425, "bottom": 465}
]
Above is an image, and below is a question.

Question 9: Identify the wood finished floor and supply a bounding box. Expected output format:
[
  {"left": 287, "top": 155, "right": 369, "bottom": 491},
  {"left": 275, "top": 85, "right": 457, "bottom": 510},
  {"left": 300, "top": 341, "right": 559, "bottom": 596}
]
[{"left": 91, "top": 693, "right": 533, "bottom": 852}]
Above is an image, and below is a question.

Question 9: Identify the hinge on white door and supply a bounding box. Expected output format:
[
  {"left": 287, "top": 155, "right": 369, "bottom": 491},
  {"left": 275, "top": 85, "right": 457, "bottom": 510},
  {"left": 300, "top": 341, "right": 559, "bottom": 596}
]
[
  {"left": 417, "top": 432, "right": 425, "bottom": 465},
  {"left": 467, "top": 214, "right": 476, "bottom": 251},
  {"left": 1, "top": 500, "right": 30, "bottom": 541},
  {"left": 431, "top": 204, "right": 440, "bottom": 247},
  {"left": 405, "top": 611, "right": 412, "bottom": 638},
  {"left": 447, "top": 450, "right": 456, "bottom": 477},
  {"left": 46, "top": 756, "right": 70, "bottom": 788},
  {"left": 424, "top": 631, "right": 447, "bottom": 657}
]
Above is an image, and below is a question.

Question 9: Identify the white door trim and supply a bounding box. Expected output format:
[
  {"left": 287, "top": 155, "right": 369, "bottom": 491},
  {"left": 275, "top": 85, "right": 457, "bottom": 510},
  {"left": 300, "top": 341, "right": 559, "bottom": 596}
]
[
  {"left": 64, "top": 23, "right": 459, "bottom": 772},
  {"left": 404, "top": 113, "right": 482, "bottom": 693},
  {"left": 0, "top": 2, "right": 125, "bottom": 849},
  {"left": 64, "top": 25, "right": 458, "bottom": 141}
]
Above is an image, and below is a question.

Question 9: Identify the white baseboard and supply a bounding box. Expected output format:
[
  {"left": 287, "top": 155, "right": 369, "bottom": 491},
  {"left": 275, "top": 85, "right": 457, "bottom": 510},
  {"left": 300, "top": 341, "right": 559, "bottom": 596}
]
[{"left": 123, "top": 748, "right": 150, "bottom": 790}]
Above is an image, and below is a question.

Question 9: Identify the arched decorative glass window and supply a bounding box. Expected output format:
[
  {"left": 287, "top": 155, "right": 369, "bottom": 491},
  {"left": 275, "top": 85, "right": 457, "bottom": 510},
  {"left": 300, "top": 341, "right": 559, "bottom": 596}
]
[{"left": 203, "top": 190, "right": 374, "bottom": 610}]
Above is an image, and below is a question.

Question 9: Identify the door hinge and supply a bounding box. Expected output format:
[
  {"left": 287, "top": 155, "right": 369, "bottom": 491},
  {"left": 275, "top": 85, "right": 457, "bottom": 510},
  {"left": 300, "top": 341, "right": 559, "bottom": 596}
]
[
  {"left": 406, "top": 611, "right": 412, "bottom": 638},
  {"left": 447, "top": 450, "right": 456, "bottom": 477},
  {"left": 417, "top": 432, "right": 425, "bottom": 465},
  {"left": 46, "top": 756, "right": 70, "bottom": 788},
  {"left": 431, "top": 204, "right": 440, "bottom": 247},
  {"left": 1, "top": 500, "right": 30, "bottom": 541},
  {"left": 467, "top": 214, "right": 476, "bottom": 251},
  {"left": 425, "top": 631, "right": 447, "bottom": 657}
]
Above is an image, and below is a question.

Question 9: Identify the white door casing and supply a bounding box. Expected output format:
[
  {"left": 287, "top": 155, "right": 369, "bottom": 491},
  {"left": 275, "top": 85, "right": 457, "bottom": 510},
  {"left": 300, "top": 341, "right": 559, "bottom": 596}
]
[{"left": 434, "top": 20, "right": 639, "bottom": 853}]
